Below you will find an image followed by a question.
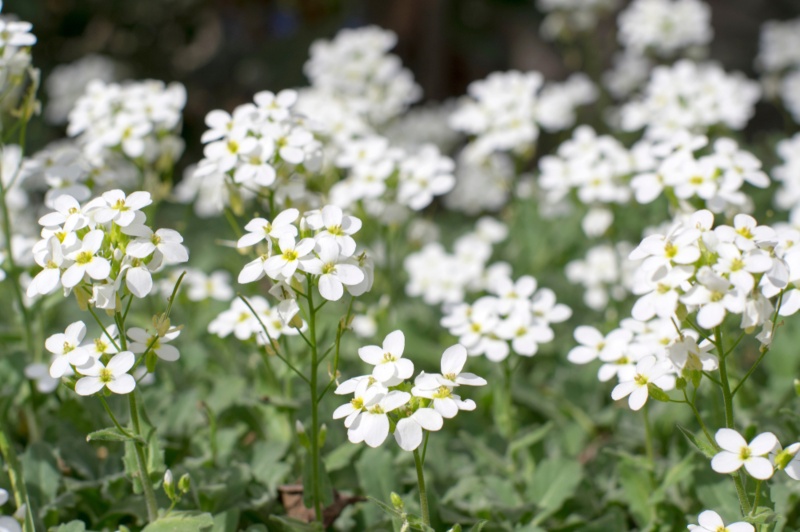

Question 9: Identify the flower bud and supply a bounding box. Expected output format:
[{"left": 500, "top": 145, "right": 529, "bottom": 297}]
[
  {"left": 390, "top": 492, "right": 404, "bottom": 510},
  {"left": 178, "top": 473, "right": 191, "bottom": 494}
]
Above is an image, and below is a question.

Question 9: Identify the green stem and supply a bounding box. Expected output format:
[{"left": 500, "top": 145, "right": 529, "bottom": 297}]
[
  {"left": 306, "top": 279, "right": 323, "bottom": 523},
  {"left": 683, "top": 389, "right": 715, "bottom": 447},
  {"left": 0, "top": 168, "right": 35, "bottom": 359},
  {"left": 714, "top": 326, "right": 751, "bottom": 516},
  {"left": 413, "top": 448, "right": 431, "bottom": 527},
  {"left": 129, "top": 392, "right": 158, "bottom": 522},
  {"left": 751, "top": 480, "right": 762, "bottom": 514},
  {"left": 714, "top": 327, "right": 734, "bottom": 429},
  {"left": 643, "top": 404, "right": 655, "bottom": 464},
  {"left": 99, "top": 396, "right": 136, "bottom": 439},
  {"left": 0, "top": 425, "right": 35, "bottom": 532}
]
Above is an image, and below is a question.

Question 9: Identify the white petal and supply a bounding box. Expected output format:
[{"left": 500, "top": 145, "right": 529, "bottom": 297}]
[
  {"left": 126, "top": 268, "right": 153, "bottom": 298},
  {"left": 411, "top": 408, "right": 443, "bottom": 431},
  {"left": 107, "top": 374, "right": 136, "bottom": 394},
  {"left": 362, "top": 413, "right": 390, "bottom": 448},
  {"left": 383, "top": 330, "right": 405, "bottom": 358},
  {"left": 743, "top": 457, "right": 774, "bottom": 480},
  {"left": 716, "top": 428, "right": 747, "bottom": 453},
  {"left": 711, "top": 451, "right": 743, "bottom": 474},
  {"left": 749, "top": 432, "right": 778, "bottom": 455},
  {"left": 394, "top": 418, "right": 423, "bottom": 451},
  {"left": 441, "top": 344, "right": 467, "bottom": 375},
  {"left": 75, "top": 376, "right": 105, "bottom": 396}
]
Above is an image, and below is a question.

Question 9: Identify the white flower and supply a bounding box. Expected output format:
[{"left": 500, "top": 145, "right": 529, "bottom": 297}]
[
  {"left": 237, "top": 208, "right": 299, "bottom": 249},
  {"left": 125, "top": 227, "right": 189, "bottom": 265},
  {"left": 26, "top": 238, "right": 64, "bottom": 297},
  {"left": 411, "top": 374, "right": 476, "bottom": 419},
  {"left": 394, "top": 408, "right": 444, "bottom": 451},
  {"left": 358, "top": 330, "right": 414, "bottom": 386},
  {"left": 332, "top": 377, "right": 384, "bottom": 429},
  {"left": 127, "top": 327, "right": 180, "bottom": 362},
  {"left": 62, "top": 230, "right": 111, "bottom": 288},
  {"left": 434, "top": 344, "right": 487, "bottom": 387},
  {"left": 25, "top": 363, "right": 60, "bottom": 393},
  {"left": 45, "top": 321, "right": 90, "bottom": 378},
  {"left": 687, "top": 510, "right": 753, "bottom": 532},
  {"left": 567, "top": 326, "right": 632, "bottom": 364},
  {"left": 38, "top": 194, "right": 89, "bottom": 233},
  {"left": 92, "top": 189, "right": 152, "bottom": 227},
  {"left": 680, "top": 267, "right": 745, "bottom": 329},
  {"left": 611, "top": 355, "right": 675, "bottom": 411},
  {"left": 710, "top": 428, "right": 777, "bottom": 480},
  {"left": 347, "top": 390, "right": 411, "bottom": 448},
  {"left": 301, "top": 239, "right": 364, "bottom": 301},
  {"left": 304, "top": 205, "right": 362, "bottom": 257},
  {"left": 264, "top": 235, "right": 315, "bottom": 280},
  {"left": 75, "top": 351, "right": 136, "bottom": 396}
]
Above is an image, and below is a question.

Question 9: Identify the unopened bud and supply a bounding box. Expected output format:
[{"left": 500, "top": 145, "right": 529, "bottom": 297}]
[
  {"left": 390, "top": 492, "right": 404, "bottom": 510},
  {"left": 178, "top": 473, "right": 191, "bottom": 494}
]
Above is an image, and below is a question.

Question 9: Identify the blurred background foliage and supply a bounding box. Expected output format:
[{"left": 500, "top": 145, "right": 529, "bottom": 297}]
[
  {"left": 10, "top": 0, "right": 800, "bottom": 167},
  {"left": 5, "top": 1, "right": 800, "bottom": 531}
]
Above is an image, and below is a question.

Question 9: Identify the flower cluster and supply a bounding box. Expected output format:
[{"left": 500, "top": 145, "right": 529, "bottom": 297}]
[
  {"left": 329, "top": 136, "right": 455, "bottom": 217},
  {"left": 303, "top": 26, "right": 421, "bottom": 125},
  {"left": 68, "top": 79, "right": 186, "bottom": 167},
  {"left": 178, "top": 88, "right": 322, "bottom": 218},
  {"left": 773, "top": 133, "right": 800, "bottom": 217},
  {"left": 536, "top": 0, "right": 618, "bottom": 40},
  {"left": 0, "top": 5, "right": 36, "bottom": 109},
  {"left": 617, "top": 0, "right": 712, "bottom": 57},
  {"left": 334, "top": 330, "right": 485, "bottom": 450},
  {"left": 27, "top": 189, "right": 188, "bottom": 308},
  {"left": 566, "top": 242, "right": 638, "bottom": 311},
  {"left": 42, "top": 318, "right": 181, "bottom": 396},
  {"left": 236, "top": 205, "right": 371, "bottom": 302},
  {"left": 628, "top": 210, "right": 791, "bottom": 328},
  {"left": 449, "top": 71, "right": 595, "bottom": 162},
  {"left": 208, "top": 295, "right": 304, "bottom": 346},
  {"left": 404, "top": 217, "right": 508, "bottom": 306},
  {"left": 620, "top": 61, "right": 760, "bottom": 140},
  {"left": 159, "top": 267, "right": 233, "bottom": 302},
  {"left": 45, "top": 55, "right": 116, "bottom": 125},
  {"left": 444, "top": 152, "right": 516, "bottom": 215},
  {"left": 756, "top": 16, "right": 800, "bottom": 122},
  {"left": 538, "top": 127, "right": 770, "bottom": 235},
  {"left": 442, "top": 271, "right": 571, "bottom": 362}
]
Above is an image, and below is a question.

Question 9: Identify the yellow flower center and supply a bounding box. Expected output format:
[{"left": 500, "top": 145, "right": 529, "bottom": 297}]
[
  {"left": 99, "top": 368, "right": 114, "bottom": 384},
  {"left": 75, "top": 251, "right": 93, "bottom": 265}
]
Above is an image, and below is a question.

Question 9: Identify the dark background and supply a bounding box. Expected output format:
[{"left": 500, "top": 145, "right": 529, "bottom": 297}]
[{"left": 9, "top": 0, "right": 800, "bottom": 160}]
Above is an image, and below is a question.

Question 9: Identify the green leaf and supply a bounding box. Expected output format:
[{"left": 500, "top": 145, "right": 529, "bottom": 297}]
[
  {"left": 123, "top": 441, "right": 142, "bottom": 493},
  {"left": 325, "top": 441, "right": 362, "bottom": 473},
  {"left": 368, "top": 495, "right": 402, "bottom": 519},
  {"left": 618, "top": 460, "right": 653, "bottom": 526},
  {"left": 53, "top": 522, "right": 86, "bottom": 532},
  {"left": 267, "top": 515, "right": 321, "bottom": 531},
  {"left": 748, "top": 506, "right": 776, "bottom": 525},
  {"left": 507, "top": 422, "right": 553, "bottom": 458},
  {"left": 22, "top": 441, "right": 60, "bottom": 509},
  {"left": 211, "top": 510, "right": 240, "bottom": 532},
  {"left": 468, "top": 522, "right": 488, "bottom": 532},
  {"left": 86, "top": 427, "right": 143, "bottom": 444},
  {"left": 647, "top": 383, "right": 670, "bottom": 402},
  {"left": 528, "top": 458, "right": 583, "bottom": 513},
  {"left": 356, "top": 448, "right": 397, "bottom": 526},
  {"left": 141, "top": 512, "right": 214, "bottom": 532},
  {"left": 676, "top": 424, "right": 717, "bottom": 458}
]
